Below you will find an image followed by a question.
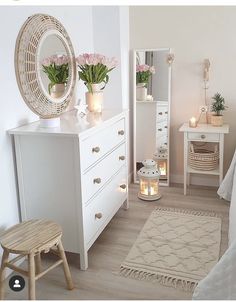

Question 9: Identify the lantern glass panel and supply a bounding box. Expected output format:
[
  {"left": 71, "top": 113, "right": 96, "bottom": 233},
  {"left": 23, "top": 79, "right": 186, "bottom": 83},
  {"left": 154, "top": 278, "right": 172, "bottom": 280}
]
[
  {"left": 140, "top": 178, "right": 149, "bottom": 195},
  {"left": 158, "top": 159, "right": 167, "bottom": 179},
  {"left": 149, "top": 179, "right": 159, "bottom": 195}
]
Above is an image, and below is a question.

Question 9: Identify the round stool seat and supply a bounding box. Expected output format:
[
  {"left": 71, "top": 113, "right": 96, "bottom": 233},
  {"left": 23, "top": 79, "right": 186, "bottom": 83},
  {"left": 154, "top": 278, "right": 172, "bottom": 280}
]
[{"left": 0, "top": 219, "right": 62, "bottom": 254}]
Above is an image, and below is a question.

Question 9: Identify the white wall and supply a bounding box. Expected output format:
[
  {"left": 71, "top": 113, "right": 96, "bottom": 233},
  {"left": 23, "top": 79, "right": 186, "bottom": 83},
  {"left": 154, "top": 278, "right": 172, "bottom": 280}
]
[
  {"left": 0, "top": 5, "right": 94, "bottom": 262},
  {"left": 92, "top": 6, "right": 129, "bottom": 110},
  {"left": 130, "top": 6, "right": 236, "bottom": 186}
]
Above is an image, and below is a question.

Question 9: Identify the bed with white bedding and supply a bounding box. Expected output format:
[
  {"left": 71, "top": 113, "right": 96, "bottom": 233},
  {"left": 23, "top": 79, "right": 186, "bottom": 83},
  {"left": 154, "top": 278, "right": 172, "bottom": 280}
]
[{"left": 193, "top": 149, "right": 236, "bottom": 299}]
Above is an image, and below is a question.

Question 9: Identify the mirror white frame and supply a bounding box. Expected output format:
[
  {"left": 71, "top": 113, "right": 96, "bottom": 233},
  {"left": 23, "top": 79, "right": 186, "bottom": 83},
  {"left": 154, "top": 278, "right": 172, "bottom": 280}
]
[
  {"left": 133, "top": 48, "right": 172, "bottom": 186},
  {"left": 15, "top": 14, "right": 76, "bottom": 119}
]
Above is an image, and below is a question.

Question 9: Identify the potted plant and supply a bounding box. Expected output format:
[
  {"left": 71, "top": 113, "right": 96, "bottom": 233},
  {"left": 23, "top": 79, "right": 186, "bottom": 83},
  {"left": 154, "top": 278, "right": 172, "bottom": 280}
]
[
  {"left": 211, "top": 93, "right": 227, "bottom": 126},
  {"left": 76, "top": 53, "right": 118, "bottom": 112},
  {"left": 136, "top": 64, "right": 155, "bottom": 101},
  {"left": 42, "top": 55, "right": 69, "bottom": 98}
]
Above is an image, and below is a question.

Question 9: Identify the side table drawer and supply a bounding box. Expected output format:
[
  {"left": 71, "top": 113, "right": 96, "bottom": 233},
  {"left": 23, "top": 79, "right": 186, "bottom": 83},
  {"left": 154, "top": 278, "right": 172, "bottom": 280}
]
[{"left": 187, "top": 132, "right": 220, "bottom": 142}]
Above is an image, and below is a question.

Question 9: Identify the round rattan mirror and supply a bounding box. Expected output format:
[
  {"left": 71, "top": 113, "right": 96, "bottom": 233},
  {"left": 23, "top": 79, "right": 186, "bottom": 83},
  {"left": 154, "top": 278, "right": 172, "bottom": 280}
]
[{"left": 15, "top": 14, "right": 76, "bottom": 123}]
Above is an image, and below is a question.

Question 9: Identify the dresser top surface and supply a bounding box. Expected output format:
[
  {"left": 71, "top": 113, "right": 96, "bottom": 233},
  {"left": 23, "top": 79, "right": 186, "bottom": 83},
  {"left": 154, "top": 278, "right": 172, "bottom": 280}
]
[
  {"left": 9, "top": 109, "right": 128, "bottom": 136},
  {"left": 179, "top": 123, "right": 229, "bottom": 134}
]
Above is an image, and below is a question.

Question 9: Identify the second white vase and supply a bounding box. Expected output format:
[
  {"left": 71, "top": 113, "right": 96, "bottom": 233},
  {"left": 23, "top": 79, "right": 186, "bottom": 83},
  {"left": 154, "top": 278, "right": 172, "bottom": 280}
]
[
  {"left": 50, "top": 83, "right": 65, "bottom": 99},
  {"left": 136, "top": 83, "right": 147, "bottom": 101}
]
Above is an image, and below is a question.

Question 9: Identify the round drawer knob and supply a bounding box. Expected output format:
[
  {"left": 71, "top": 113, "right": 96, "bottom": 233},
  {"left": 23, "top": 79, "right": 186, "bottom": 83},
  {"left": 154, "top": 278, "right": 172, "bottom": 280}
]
[
  {"left": 165, "top": 111, "right": 168, "bottom": 114},
  {"left": 95, "top": 213, "right": 102, "bottom": 219},
  {"left": 92, "top": 146, "right": 100, "bottom": 153},
  {"left": 158, "top": 112, "right": 163, "bottom": 115},
  {"left": 93, "top": 178, "right": 101, "bottom": 184},
  {"left": 119, "top": 155, "right": 125, "bottom": 161},
  {"left": 165, "top": 126, "right": 167, "bottom": 129},
  {"left": 201, "top": 134, "right": 206, "bottom": 139},
  {"left": 158, "top": 128, "right": 163, "bottom": 131},
  {"left": 120, "top": 184, "right": 126, "bottom": 189},
  {"left": 118, "top": 130, "right": 125, "bottom": 136}
]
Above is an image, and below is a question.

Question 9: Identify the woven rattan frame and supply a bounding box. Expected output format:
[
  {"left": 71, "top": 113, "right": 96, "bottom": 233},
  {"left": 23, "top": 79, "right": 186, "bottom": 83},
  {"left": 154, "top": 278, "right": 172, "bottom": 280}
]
[{"left": 15, "top": 14, "right": 76, "bottom": 118}]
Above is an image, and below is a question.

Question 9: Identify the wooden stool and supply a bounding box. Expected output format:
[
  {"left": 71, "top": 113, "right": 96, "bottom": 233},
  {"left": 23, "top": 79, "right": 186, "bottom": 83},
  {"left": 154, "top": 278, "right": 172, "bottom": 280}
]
[{"left": 0, "top": 219, "right": 74, "bottom": 300}]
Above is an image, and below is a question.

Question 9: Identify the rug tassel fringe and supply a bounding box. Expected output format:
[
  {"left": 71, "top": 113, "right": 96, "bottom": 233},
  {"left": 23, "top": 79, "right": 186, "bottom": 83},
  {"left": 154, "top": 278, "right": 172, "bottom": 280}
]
[
  {"left": 154, "top": 206, "right": 222, "bottom": 218},
  {"left": 120, "top": 266, "right": 197, "bottom": 292}
]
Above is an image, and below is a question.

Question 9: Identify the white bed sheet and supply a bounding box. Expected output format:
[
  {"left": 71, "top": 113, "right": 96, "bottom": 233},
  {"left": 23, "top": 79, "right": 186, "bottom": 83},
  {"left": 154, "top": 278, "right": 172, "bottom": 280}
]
[{"left": 193, "top": 148, "right": 236, "bottom": 300}]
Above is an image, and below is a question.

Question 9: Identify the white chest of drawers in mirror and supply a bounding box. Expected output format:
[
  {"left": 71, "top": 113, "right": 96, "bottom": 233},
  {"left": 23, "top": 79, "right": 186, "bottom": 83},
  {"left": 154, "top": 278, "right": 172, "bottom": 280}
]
[{"left": 9, "top": 109, "right": 129, "bottom": 270}]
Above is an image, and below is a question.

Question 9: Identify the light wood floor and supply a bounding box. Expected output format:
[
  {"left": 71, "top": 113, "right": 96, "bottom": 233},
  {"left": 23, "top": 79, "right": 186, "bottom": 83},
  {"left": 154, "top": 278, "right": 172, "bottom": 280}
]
[{"left": 5, "top": 184, "right": 229, "bottom": 300}]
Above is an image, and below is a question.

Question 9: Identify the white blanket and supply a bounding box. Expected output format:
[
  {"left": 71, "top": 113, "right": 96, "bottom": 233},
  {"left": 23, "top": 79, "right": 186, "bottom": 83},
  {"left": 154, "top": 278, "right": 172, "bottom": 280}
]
[
  {"left": 192, "top": 238, "right": 236, "bottom": 300},
  {"left": 217, "top": 149, "right": 236, "bottom": 201},
  {"left": 193, "top": 148, "right": 236, "bottom": 300}
]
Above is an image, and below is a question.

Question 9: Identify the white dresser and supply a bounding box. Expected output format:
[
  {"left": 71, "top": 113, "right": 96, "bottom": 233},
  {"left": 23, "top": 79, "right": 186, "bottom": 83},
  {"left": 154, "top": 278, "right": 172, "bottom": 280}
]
[{"left": 9, "top": 109, "right": 129, "bottom": 270}]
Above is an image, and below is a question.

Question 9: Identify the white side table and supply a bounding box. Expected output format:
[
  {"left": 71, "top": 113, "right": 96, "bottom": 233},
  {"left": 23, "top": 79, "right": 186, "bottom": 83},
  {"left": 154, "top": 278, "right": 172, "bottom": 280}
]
[{"left": 179, "top": 123, "right": 229, "bottom": 195}]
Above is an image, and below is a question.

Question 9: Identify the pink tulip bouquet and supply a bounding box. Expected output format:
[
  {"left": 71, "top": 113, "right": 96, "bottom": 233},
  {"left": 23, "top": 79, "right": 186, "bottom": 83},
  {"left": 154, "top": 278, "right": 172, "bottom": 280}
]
[
  {"left": 136, "top": 64, "right": 155, "bottom": 86},
  {"left": 76, "top": 53, "right": 118, "bottom": 93},
  {"left": 42, "top": 55, "right": 69, "bottom": 93}
]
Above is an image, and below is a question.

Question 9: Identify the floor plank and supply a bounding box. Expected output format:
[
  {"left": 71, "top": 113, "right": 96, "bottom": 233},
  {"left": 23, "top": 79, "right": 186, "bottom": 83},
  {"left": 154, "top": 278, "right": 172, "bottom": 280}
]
[{"left": 4, "top": 184, "right": 229, "bottom": 300}]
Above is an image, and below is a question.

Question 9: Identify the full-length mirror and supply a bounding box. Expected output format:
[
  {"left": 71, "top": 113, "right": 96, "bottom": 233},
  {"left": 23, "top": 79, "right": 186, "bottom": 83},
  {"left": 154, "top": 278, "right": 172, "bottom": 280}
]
[{"left": 133, "top": 48, "right": 172, "bottom": 186}]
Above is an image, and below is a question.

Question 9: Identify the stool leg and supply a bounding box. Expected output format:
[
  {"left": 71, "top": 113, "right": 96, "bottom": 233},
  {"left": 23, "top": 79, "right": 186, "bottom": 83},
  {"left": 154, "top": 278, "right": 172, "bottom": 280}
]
[
  {"left": 35, "top": 253, "right": 41, "bottom": 275},
  {"left": 57, "top": 240, "right": 74, "bottom": 290},
  {"left": 28, "top": 253, "right": 36, "bottom": 300},
  {"left": 0, "top": 250, "right": 9, "bottom": 300}
]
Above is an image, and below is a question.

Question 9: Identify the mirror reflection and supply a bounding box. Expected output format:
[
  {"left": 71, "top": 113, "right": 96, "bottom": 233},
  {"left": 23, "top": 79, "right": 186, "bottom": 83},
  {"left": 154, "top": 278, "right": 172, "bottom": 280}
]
[
  {"left": 39, "top": 34, "right": 69, "bottom": 99},
  {"left": 134, "top": 49, "right": 171, "bottom": 185}
]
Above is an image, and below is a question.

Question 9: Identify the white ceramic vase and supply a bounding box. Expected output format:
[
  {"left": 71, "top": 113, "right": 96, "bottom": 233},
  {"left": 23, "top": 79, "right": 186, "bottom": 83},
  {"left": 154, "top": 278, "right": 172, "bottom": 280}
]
[
  {"left": 86, "top": 83, "right": 103, "bottom": 113},
  {"left": 136, "top": 83, "right": 147, "bottom": 101},
  {"left": 40, "top": 117, "right": 60, "bottom": 128},
  {"left": 50, "top": 83, "right": 65, "bottom": 99}
]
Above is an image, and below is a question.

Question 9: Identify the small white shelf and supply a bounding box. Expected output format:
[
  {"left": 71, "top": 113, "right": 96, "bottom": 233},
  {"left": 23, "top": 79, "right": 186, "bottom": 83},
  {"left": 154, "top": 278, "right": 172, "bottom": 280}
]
[{"left": 187, "top": 166, "right": 220, "bottom": 175}]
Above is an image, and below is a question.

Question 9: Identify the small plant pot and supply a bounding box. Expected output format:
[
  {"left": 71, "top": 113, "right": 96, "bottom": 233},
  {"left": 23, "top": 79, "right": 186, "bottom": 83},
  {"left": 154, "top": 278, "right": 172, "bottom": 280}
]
[{"left": 211, "top": 115, "right": 223, "bottom": 127}]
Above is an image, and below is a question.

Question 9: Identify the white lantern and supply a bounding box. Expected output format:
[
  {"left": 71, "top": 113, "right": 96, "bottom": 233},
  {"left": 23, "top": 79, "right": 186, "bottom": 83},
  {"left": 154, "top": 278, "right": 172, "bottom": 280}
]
[{"left": 137, "top": 159, "right": 161, "bottom": 201}]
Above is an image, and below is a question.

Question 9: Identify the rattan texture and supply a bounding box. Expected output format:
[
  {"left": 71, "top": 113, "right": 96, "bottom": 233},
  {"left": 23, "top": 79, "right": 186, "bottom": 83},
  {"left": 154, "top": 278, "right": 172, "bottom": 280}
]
[
  {"left": 15, "top": 14, "right": 76, "bottom": 118},
  {"left": 189, "top": 144, "right": 219, "bottom": 171}
]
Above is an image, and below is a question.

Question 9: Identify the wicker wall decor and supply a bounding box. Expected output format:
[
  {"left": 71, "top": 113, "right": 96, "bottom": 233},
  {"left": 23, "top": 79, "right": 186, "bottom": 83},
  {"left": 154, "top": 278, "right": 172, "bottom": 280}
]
[{"left": 15, "top": 14, "right": 76, "bottom": 118}]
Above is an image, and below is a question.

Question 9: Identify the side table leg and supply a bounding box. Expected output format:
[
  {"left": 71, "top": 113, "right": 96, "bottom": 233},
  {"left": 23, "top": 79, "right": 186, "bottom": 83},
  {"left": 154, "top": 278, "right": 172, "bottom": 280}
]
[
  {"left": 219, "top": 134, "right": 224, "bottom": 185},
  {"left": 184, "top": 133, "right": 188, "bottom": 195}
]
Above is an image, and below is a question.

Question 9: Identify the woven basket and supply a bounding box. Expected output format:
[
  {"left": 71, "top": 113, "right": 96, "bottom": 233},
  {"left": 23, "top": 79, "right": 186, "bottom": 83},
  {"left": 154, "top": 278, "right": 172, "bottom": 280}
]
[{"left": 189, "top": 144, "right": 219, "bottom": 171}]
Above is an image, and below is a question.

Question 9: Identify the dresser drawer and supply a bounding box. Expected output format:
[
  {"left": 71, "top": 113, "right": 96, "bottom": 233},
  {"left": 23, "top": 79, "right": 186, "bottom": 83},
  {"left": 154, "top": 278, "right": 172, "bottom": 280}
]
[
  {"left": 157, "top": 107, "right": 168, "bottom": 122},
  {"left": 187, "top": 132, "right": 220, "bottom": 142},
  {"left": 157, "top": 120, "right": 168, "bottom": 134},
  {"left": 82, "top": 143, "right": 126, "bottom": 202},
  {"left": 156, "top": 133, "right": 168, "bottom": 148},
  {"left": 84, "top": 167, "right": 127, "bottom": 247},
  {"left": 80, "top": 118, "right": 126, "bottom": 171}
]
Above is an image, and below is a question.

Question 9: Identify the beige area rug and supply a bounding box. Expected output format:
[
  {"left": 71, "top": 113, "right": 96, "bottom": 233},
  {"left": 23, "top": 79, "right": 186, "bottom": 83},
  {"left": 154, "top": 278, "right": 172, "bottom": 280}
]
[{"left": 120, "top": 207, "right": 222, "bottom": 291}]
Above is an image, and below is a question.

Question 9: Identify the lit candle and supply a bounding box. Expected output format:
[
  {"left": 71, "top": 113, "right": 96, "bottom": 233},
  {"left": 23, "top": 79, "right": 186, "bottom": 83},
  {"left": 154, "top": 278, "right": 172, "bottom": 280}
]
[
  {"left": 189, "top": 117, "right": 197, "bottom": 128},
  {"left": 150, "top": 186, "right": 155, "bottom": 195}
]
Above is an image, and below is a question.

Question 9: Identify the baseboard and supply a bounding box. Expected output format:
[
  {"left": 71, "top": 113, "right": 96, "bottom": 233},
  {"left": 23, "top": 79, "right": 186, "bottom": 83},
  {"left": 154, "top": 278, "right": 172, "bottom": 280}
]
[{"left": 170, "top": 173, "right": 219, "bottom": 187}]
